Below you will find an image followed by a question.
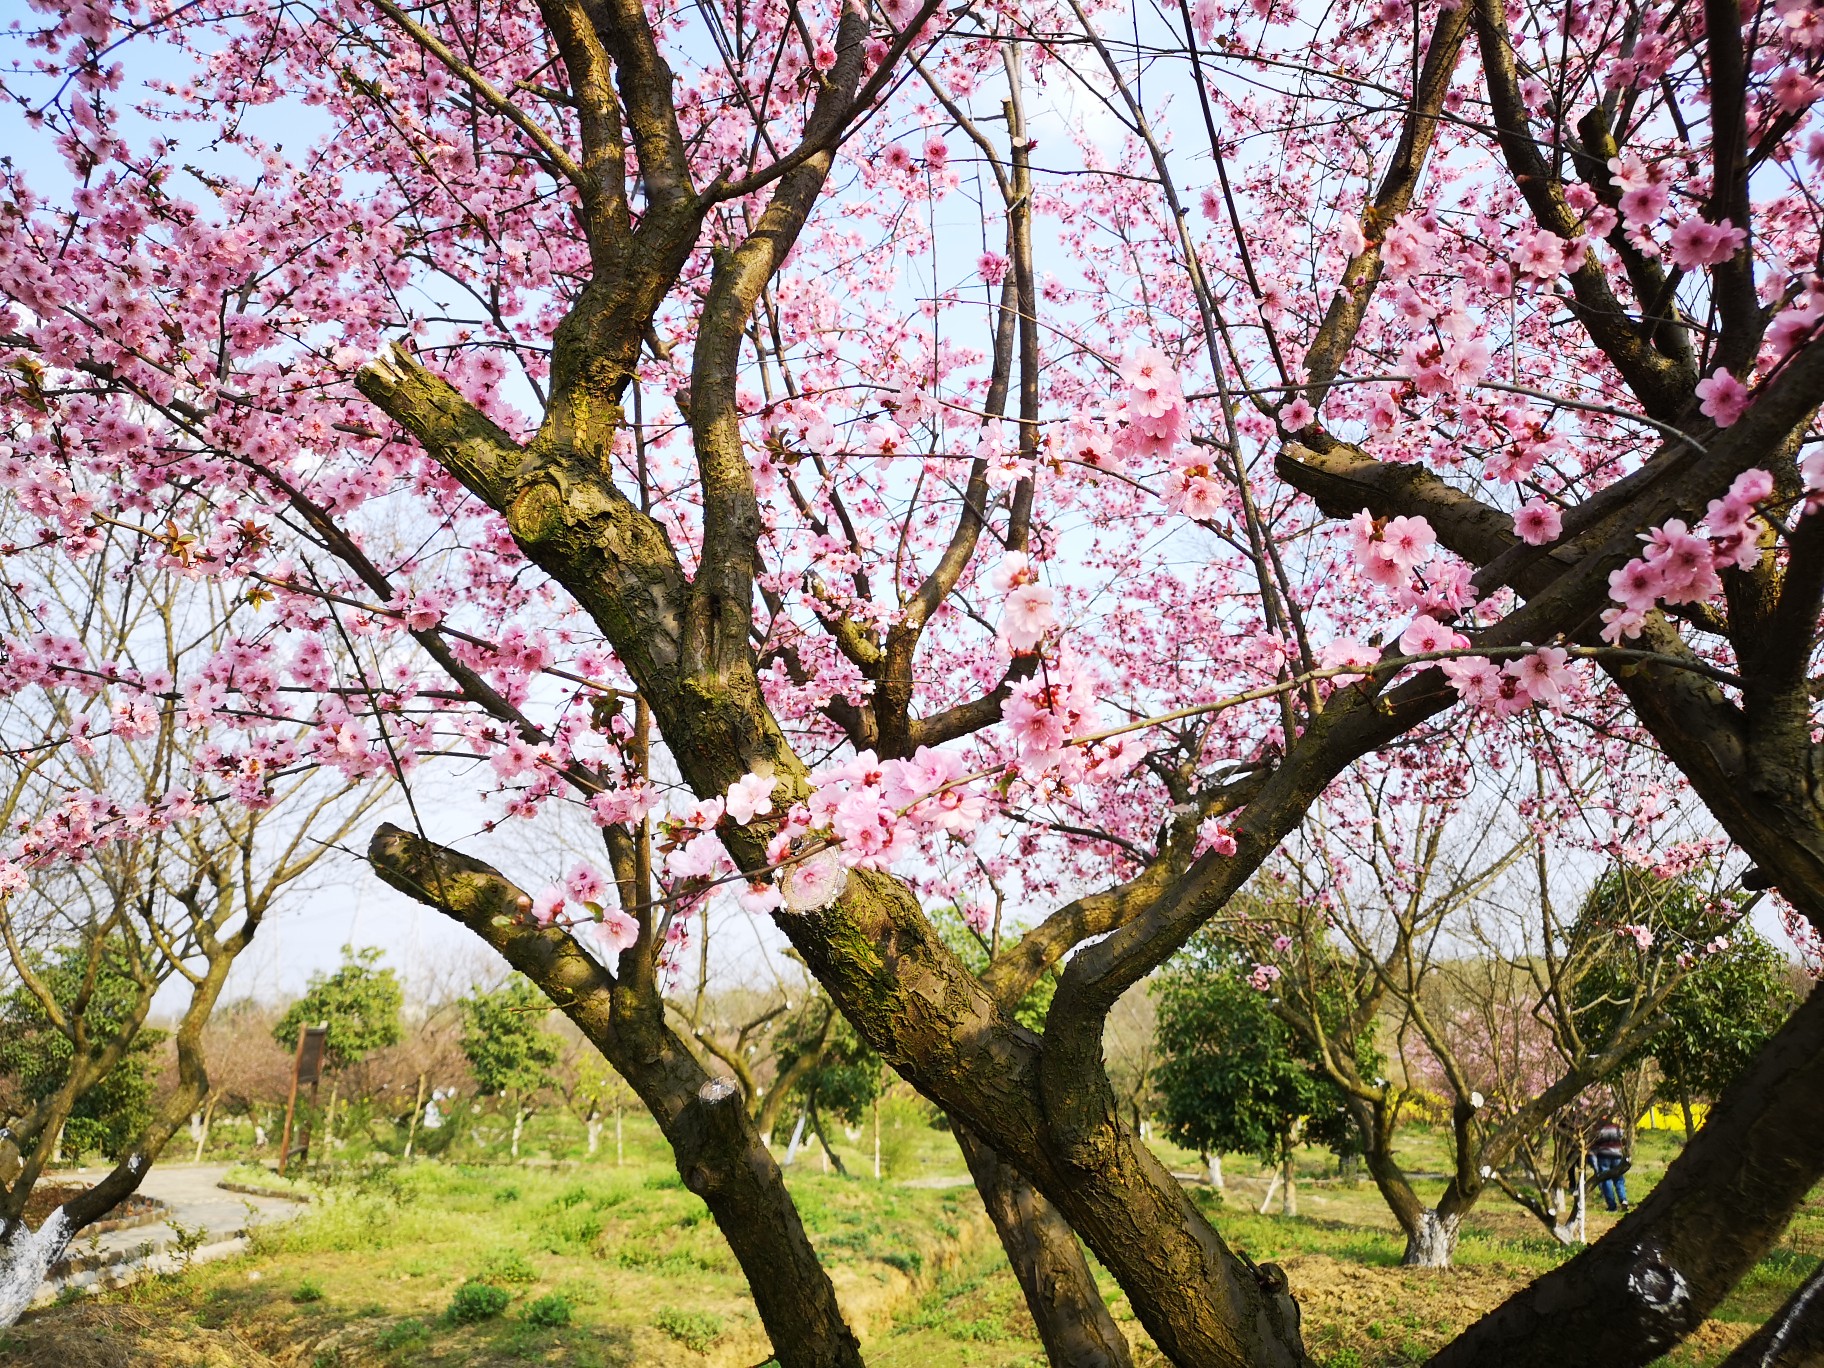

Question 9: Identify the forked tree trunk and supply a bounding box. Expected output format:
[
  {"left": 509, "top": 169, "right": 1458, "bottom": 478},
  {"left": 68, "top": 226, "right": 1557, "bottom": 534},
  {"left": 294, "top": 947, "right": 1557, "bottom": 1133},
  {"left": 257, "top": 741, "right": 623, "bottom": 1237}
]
[{"left": 956, "top": 1125, "right": 1134, "bottom": 1368}]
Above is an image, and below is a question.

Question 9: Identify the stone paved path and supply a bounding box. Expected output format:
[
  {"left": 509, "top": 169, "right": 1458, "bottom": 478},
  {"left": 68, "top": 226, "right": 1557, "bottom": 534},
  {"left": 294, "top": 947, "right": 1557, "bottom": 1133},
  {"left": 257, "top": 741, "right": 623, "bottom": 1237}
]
[{"left": 32, "top": 1162, "right": 307, "bottom": 1307}]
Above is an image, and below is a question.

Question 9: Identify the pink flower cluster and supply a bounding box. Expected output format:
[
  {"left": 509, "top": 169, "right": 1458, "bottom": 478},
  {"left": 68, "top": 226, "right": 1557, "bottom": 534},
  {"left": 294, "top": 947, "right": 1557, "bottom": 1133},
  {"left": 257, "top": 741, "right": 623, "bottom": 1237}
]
[
  {"left": 1197, "top": 817, "right": 1238, "bottom": 857},
  {"left": 1440, "top": 646, "right": 1578, "bottom": 715},
  {"left": 1609, "top": 155, "right": 1670, "bottom": 229},
  {"left": 664, "top": 796, "right": 733, "bottom": 880},
  {"left": 527, "top": 860, "right": 637, "bottom": 958},
  {"left": 1602, "top": 469, "right": 1770, "bottom": 641},
  {"left": 1116, "top": 347, "right": 1187, "bottom": 464},
  {"left": 1349, "top": 510, "right": 1437, "bottom": 591},
  {"left": 1617, "top": 923, "right": 1655, "bottom": 952},
  {"left": 999, "top": 651, "right": 1094, "bottom": 761},
  {"left": 1668, "top": 217, "right": 1747, "bottom": 271},
  {"left": 750, "top": 747, "right": 984, "bottom": 896},
  {"left": 995, "top": 551, "right": 1056, "bottom": 652}
]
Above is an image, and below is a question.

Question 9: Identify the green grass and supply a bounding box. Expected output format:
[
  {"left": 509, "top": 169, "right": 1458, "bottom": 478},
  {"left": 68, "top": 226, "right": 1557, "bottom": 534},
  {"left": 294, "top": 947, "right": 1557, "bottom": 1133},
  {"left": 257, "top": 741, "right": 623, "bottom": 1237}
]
[{"left": 8, "top": 1113, "right": 1814, "bottom": 1368}]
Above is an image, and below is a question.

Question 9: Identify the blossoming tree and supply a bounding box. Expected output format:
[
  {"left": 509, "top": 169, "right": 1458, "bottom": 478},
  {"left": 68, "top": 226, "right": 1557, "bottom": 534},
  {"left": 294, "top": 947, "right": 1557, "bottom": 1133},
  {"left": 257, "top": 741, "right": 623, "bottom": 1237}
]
[
  {"left": 0, "top": 527, "right": 380, "bottom": 1319},
  {"left": 3, "top": 0, "right": 1823, "bottom": 1358}
]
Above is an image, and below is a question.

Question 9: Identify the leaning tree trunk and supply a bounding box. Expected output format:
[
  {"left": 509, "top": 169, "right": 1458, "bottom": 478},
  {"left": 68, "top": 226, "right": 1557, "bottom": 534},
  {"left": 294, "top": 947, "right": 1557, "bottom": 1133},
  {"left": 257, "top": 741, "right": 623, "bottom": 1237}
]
[
  {"left": 370, "top": 827, "right": 865, "bottom": 1368},
  {"left": 1715, "top": 1258, "right": 1824, "bottom": 1368},
  {"left": 1429, "top": 975, "right": 1824, "bottom": 1368},
  {"left": 957, "top": 1125, "right": 1135, "bottom": 1368}
]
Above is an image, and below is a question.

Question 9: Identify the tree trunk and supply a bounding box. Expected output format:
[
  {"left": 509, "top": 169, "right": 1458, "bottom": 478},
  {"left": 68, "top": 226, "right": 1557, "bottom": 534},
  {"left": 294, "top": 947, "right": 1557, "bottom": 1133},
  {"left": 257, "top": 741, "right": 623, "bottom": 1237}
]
[
  {"left": 1258, "top": 1168, "right": 1281, "bottom": 1216},
  {"left": 370, "top": 827, "right": 866, "bottom": 1368},
  {"left": 809, "top": 1107, "right": 846, "bottom": 1176},
  {"left": 1429, "top": 973, "right": 1824, "bottom": 1368},
  {"left": 190, "top": 1094, "right": 217, "bottom": 1164},
  {"left": 585, "top": 1109, "right": 602, "bottom": 1157},
  {"left": 0, "top": 1208, "right": 75, "bottom": 1324},
  {"left": 957, "top": 1125, "right": 1135, "bottom": 1368},
  {"left": 1280, "top": 1149, "right": 1297, "bottom": 1218},
  {"left": 404, "top": 1074, "right": 426, "bottom": 1160},
  {"left": 1715, "top": 1258, "right": 1824, "bottom": 1368},
  {"left": 510, "top": 1106, "right": 527, "bottom": 1160},
  {"left": 1203, "top": 1151, "right": 1224, "bottom": 1190},
  {"left": 1678, "top": 1072, "right": 1696, "bottom": 1143},
  {"left": 1403, "top": 1211, "right": 1460, "bottom": 1268}
]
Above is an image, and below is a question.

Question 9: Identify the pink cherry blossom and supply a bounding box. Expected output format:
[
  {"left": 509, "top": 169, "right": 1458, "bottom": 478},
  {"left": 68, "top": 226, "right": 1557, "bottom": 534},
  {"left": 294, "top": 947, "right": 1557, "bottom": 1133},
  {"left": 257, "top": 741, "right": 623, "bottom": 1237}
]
[
  {"left": 1003, "top": 582, "right": 1056, "bottom": 651},
  {"left": 1513, "top": 499, "right": 1563, "bottom": 545},
  {"left": 566, "top": 863, "right": 609, "bottom": 905},
  {"left": 725, "top": 772, "right": 776, "bottom": 825},
  {"left": 1668, "top": 218, "right": 1747, "bottom": 270},
  {"left": 592, "top": 910, "right": 639, "bottom": 957},
  {"left": 1695, "top": 371, "right": 1751, "bottom": 427},
  {"left": 1398, "top": 615, "right": 1468, "bottom": 656},
  {"left": 1198, "top": 817, "right": 1238, "bottom": 857},
  {"left": 1507, "top": 647, "right": 1574, "bottom": 709},
  {"left": 529, "top": 886, "right": 566, "bottom": 927}
]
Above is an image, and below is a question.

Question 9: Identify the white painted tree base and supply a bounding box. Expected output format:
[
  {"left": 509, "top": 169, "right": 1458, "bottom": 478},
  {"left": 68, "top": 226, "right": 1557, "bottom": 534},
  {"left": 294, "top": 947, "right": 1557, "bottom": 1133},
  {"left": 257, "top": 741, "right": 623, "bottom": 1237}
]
[{"left": 0, "top": 1208, "right": 74, "bottom": 1326}]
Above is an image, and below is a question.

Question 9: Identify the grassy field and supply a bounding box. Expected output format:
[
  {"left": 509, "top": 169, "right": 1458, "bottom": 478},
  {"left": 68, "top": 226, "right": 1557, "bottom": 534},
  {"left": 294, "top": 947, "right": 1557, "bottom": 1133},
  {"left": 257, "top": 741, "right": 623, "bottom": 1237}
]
[{"left": 4, "top": 1111, "right": 1816, "bottom": 1368}]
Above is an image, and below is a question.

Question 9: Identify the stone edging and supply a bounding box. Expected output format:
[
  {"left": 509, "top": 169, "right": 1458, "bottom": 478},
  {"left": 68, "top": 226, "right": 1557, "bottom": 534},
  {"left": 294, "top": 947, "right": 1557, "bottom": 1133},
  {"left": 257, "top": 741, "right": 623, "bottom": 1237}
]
[{"left": 216, "top": 1180, "right": 312, "bottom": 1204}]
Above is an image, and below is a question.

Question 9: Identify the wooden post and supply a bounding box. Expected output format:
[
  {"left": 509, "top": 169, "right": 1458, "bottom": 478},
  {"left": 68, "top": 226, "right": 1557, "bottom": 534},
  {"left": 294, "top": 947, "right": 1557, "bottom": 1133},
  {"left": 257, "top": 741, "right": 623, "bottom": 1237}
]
[
  {"left": 404, "top": 1072, "right": 427, "bottom": 1160},
  {"left": 278, "top": 1024, "right": 328, "bottom": 1176}
]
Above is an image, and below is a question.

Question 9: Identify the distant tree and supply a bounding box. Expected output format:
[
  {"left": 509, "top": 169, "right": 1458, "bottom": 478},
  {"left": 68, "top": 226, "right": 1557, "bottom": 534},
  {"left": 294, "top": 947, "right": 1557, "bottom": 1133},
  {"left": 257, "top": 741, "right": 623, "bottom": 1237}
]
[
  {"left": 460, "top": 977, "right": 560, "bottom": 1159},
  {"left": 554, "top": 1036, "right": 636, "bottom": 1162},
  {"left": 1574, "top": 871, "right": 1797, "bottom": 1137},
  {"left": 1154, "top": 934, "right": 1359, "bottom": 1217},
  {"left": 0, "top": 942, "right": 164, "bottom": 1161},
  {"left": 273, "top": 946, "right": 404, "bottom": 1073},
  {"left": 185, "top": 999, "right": 294, "bottom": 1160},
  {"left": 769, "top": 1000, "right": 881, "bottom": 1176}
]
